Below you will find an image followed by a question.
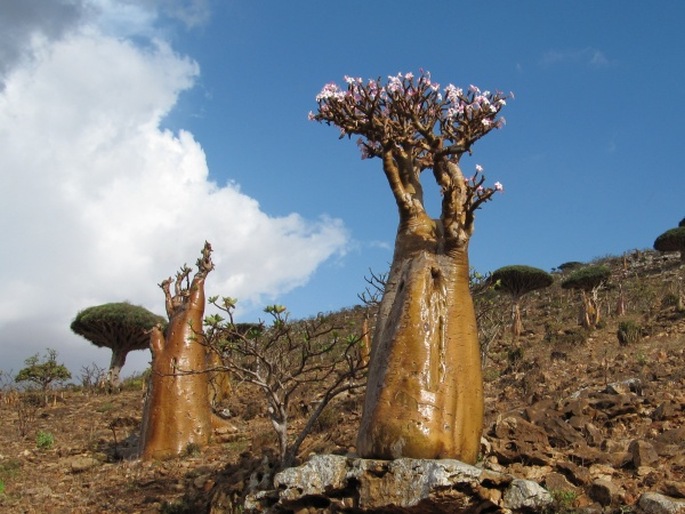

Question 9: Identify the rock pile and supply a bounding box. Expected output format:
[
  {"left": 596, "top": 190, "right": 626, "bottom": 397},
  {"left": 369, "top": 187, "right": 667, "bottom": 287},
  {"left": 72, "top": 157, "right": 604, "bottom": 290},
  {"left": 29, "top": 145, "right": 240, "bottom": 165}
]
[
  {"left": 236, "top": 454, "right": 552, "bottom": 513},
  {"left": 484, "top": 377, "right": 685, "bottom": 510}
]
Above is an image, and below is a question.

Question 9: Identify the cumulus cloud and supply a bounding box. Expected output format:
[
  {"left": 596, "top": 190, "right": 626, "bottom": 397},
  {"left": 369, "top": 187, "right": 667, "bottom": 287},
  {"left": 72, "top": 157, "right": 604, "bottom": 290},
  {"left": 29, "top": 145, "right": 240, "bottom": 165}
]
[
  {"left": 0, "top": 2, "right": 348, "bottom": 376},
  {"left": 0, "top": 0, "right": 85, "bottom": 87}
]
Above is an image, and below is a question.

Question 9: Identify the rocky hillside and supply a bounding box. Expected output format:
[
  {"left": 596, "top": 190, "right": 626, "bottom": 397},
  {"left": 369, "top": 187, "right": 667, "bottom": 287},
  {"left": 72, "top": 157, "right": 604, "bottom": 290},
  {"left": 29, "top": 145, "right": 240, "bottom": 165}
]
[{"left": 0, "top": 249, "right": 683, "bottom": 513}]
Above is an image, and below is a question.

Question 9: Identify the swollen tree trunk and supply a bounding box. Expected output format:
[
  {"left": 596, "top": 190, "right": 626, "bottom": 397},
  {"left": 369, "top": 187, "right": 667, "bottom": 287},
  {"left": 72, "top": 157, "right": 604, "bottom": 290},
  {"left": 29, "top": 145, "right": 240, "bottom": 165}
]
[
  {"left": 139, "top": 243, "right": 214, "bottom": 460},
  {"left": 357, "top": 154, "right": 484, "bottom": 464}
]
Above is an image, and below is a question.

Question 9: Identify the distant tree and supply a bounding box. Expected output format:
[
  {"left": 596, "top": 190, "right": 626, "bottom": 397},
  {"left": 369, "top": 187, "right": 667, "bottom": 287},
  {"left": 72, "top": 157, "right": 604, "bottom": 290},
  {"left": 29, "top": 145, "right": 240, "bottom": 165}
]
[
  {"left": 654, "top": 226, "right": 685, "bottom": 263},
  {"left": 491, "top": 265, "right": 553, "bottom": 337},
  {"left": 470, "top": 269, "right": 505, "bottom": 368},
  {"left": 654, "top": 219, "right": 685, "bottom": 310},
  {"left": 70, "top": 302, "right": 165, "bottom": 390},
  {"left": 204, "top": 300, "right": 368, "bottom": 469},
  {"left": 139, "top": 242, "right": 215, "bottom": 460},
  {"left": 556, "top": 261, "right": 584, "bottom": 273},
  {"left": 561, "top": 265, "right": 611, "bottom": 329},
  {"left": 312, "top": 70, "right": 509, "bottom": 463},
  {"left": 15, "top": 349, "right": 71, "bottom": 404}
]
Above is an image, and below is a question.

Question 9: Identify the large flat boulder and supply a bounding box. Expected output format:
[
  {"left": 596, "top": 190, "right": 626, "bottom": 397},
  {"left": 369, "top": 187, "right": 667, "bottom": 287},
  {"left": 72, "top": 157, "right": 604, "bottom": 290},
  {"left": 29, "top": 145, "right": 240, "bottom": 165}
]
[{"left": 244, "top": 454, "right": 551, "bottom": 513}]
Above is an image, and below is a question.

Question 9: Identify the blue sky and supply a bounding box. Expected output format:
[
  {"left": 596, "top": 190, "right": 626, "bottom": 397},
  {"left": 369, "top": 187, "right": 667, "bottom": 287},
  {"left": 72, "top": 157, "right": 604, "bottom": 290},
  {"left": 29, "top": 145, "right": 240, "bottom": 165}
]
[
  {"left": 166, "top": 1, "right": 684, "bottom": 310},
  {"left": 1, "top": 1, "right": 683, "bottom": 377}
]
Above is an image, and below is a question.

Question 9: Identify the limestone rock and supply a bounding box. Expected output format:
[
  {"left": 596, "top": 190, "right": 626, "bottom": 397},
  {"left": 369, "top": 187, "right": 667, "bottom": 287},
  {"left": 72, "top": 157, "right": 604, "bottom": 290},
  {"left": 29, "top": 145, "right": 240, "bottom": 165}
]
[
  {"left": 502, "top": 479, "right": 552, "bottom": 510},
  {"left": 638, "top": 492, "right": 685, "bottom": 513},
  {"left": 243, "top": 454, "right": 552, "bottom": 513},
  {"left": 64, "top": 455, "right": 100, "bottom": 473}
]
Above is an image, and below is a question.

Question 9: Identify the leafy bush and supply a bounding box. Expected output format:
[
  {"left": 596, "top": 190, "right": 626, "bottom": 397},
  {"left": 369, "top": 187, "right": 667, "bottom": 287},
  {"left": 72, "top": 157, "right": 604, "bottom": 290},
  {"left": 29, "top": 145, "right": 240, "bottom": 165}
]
[
  {"left": 15, "top": 349, "right": 71, "bottom": 405},
  {"left": 617, "top": 320, "right": 642, "bottom": 346},
  {"left": 36, "top": 431, "right": 54, "bottom": 450}
]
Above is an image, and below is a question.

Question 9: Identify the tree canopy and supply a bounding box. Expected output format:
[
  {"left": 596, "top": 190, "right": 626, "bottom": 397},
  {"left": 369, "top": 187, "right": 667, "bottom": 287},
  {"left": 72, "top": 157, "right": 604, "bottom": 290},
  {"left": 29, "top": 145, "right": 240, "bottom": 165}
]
[
  {"left": 311, "top": 71, "right": 510, "bottom": 250},
  {"left": 71, "top": 302, "right": 165, "bottom": 351},
  {"left": 654, "top": 226, "right": 685, "bottom": 262},
  {"left": 15, "top": 348, "right": 71, "bottom": 403},
  {"left": 71, "top": 302, "right": 166, "bottom": 389},
  {"left": 491, "top": 265, "right": 553, "bottom": 300},
  {"left": 561, "top": 265, "right": 611, "bottom": 292}
]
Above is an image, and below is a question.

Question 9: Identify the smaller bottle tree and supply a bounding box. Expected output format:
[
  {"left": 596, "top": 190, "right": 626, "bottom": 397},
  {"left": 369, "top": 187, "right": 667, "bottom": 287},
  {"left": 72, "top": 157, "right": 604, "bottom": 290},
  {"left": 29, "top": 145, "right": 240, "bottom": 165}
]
[
  {"left": 15, "top": 348, "right": 71, "bottom": 405},
  {"left": 139, "top": 242, "right": 215, "bottom": 460},
  {"left": 491, "top": 265, "right": 553, "bottom": 337},
  {"left": 561, "top": 265, "right": 611, "bottom": 329}
]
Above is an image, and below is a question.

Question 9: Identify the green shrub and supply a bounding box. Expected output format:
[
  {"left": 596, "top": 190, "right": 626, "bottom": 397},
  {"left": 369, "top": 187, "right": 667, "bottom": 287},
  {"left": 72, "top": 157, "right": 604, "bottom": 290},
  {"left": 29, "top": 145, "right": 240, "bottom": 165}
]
[
  {"left": 662, "top": 292, "right": 680, "bottom": 307},
  {"left": 36, "top": 430, "right": 54, "bottom": 450},
  {"left": 15, "top": 349, "right": 71, "bottom": 405},
  {"left": 0, "top": 459, "right": 21, "bottom": 483},
  {"left": 617, "top": 320, "right": 642, "bottom": 346},
  {"left": 545, "top": 489, "right": 579, "bottom": 513},
  {"left": 183, "top": 442, "right": 201, "bottom": 458},
  {"left": 121, "top": 369, "right": 150, "bottom": 391},
  {"left": 507, "top": 346, "right": 524, "bottom": 365}
]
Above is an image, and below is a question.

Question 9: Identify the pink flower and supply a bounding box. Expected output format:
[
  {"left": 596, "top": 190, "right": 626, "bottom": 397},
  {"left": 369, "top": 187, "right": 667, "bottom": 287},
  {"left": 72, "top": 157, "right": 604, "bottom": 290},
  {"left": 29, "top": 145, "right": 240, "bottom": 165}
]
[
  {"left": 387, "top": 75, "right": 402, "bottom": 94},
  {"left": 494, "top": 182, "right": 503, "bottom": 192},
  {"left": 445, "top": 84, "right": 462, "bottom": 103},
  {"left": 475, "top": 164, "right": 483, "bottom": 173},
  {"left": 307, "top": 111, "right": 316, "bottom": 121},
  {"left": 316, "top": 82, "right": 342, "bottom": 102}
]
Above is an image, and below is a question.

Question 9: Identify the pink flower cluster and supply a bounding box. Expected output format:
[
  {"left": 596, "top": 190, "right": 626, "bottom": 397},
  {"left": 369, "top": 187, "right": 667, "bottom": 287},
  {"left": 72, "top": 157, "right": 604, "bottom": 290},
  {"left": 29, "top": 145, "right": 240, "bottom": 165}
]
[
  {"left": 314, "top": 71, "right": 510, "bottom": 131},
  {"left": 311, "top": 70, "right": 509, "bottom": 193}
]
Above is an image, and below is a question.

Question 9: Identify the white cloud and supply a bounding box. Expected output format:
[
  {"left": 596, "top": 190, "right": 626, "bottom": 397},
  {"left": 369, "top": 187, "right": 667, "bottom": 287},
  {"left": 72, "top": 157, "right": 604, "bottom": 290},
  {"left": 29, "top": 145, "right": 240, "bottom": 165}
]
[
  {"left": 0, "top": 8, "right": 348, "bottom": 376},
  {"left": 540, "top": 47, "right": 613, "bottom": 68}
]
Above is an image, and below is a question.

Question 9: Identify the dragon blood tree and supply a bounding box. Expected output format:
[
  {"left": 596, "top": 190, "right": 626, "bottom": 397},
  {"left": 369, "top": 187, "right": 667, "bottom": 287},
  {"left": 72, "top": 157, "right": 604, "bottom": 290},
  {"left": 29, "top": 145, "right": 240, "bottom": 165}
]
[
  {"left": 311, "top": 71, "right": 510, "bottom": 463},
  {"left": 491, "top": 265, "right": 553, "bottom": 337},
  {"left": 139, "top": 242, "right": 215, "bottom": 460}
]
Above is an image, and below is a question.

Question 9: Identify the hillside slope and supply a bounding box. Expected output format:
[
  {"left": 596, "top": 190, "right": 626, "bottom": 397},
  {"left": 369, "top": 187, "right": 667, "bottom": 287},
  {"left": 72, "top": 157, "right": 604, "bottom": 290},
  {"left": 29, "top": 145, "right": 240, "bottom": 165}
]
[{"left": 0, "top": 250, "right": 683, "bottom": 513}]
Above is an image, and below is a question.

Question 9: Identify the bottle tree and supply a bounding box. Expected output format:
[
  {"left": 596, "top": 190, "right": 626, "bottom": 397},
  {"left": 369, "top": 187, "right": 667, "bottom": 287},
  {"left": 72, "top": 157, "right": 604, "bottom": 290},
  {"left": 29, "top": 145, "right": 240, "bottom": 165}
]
[
  {"left": 139, "top": 242, "right": 215, "bottom": 460},
  {"left": 311, "top": 71, "right": 509, "bottom": 463}
]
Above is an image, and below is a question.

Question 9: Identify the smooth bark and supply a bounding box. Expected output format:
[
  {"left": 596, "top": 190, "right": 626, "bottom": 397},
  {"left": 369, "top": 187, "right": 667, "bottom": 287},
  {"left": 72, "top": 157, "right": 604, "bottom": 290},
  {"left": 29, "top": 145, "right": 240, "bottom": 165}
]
[
  {"left": 357, "top": 154, "right": 483, "bottom": 464},
  {"left": 107, "top": 349, "right": 126, "bottom": 390},
  {"left": 139, "top": 243, "right": 214, "bottom": 460}
]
